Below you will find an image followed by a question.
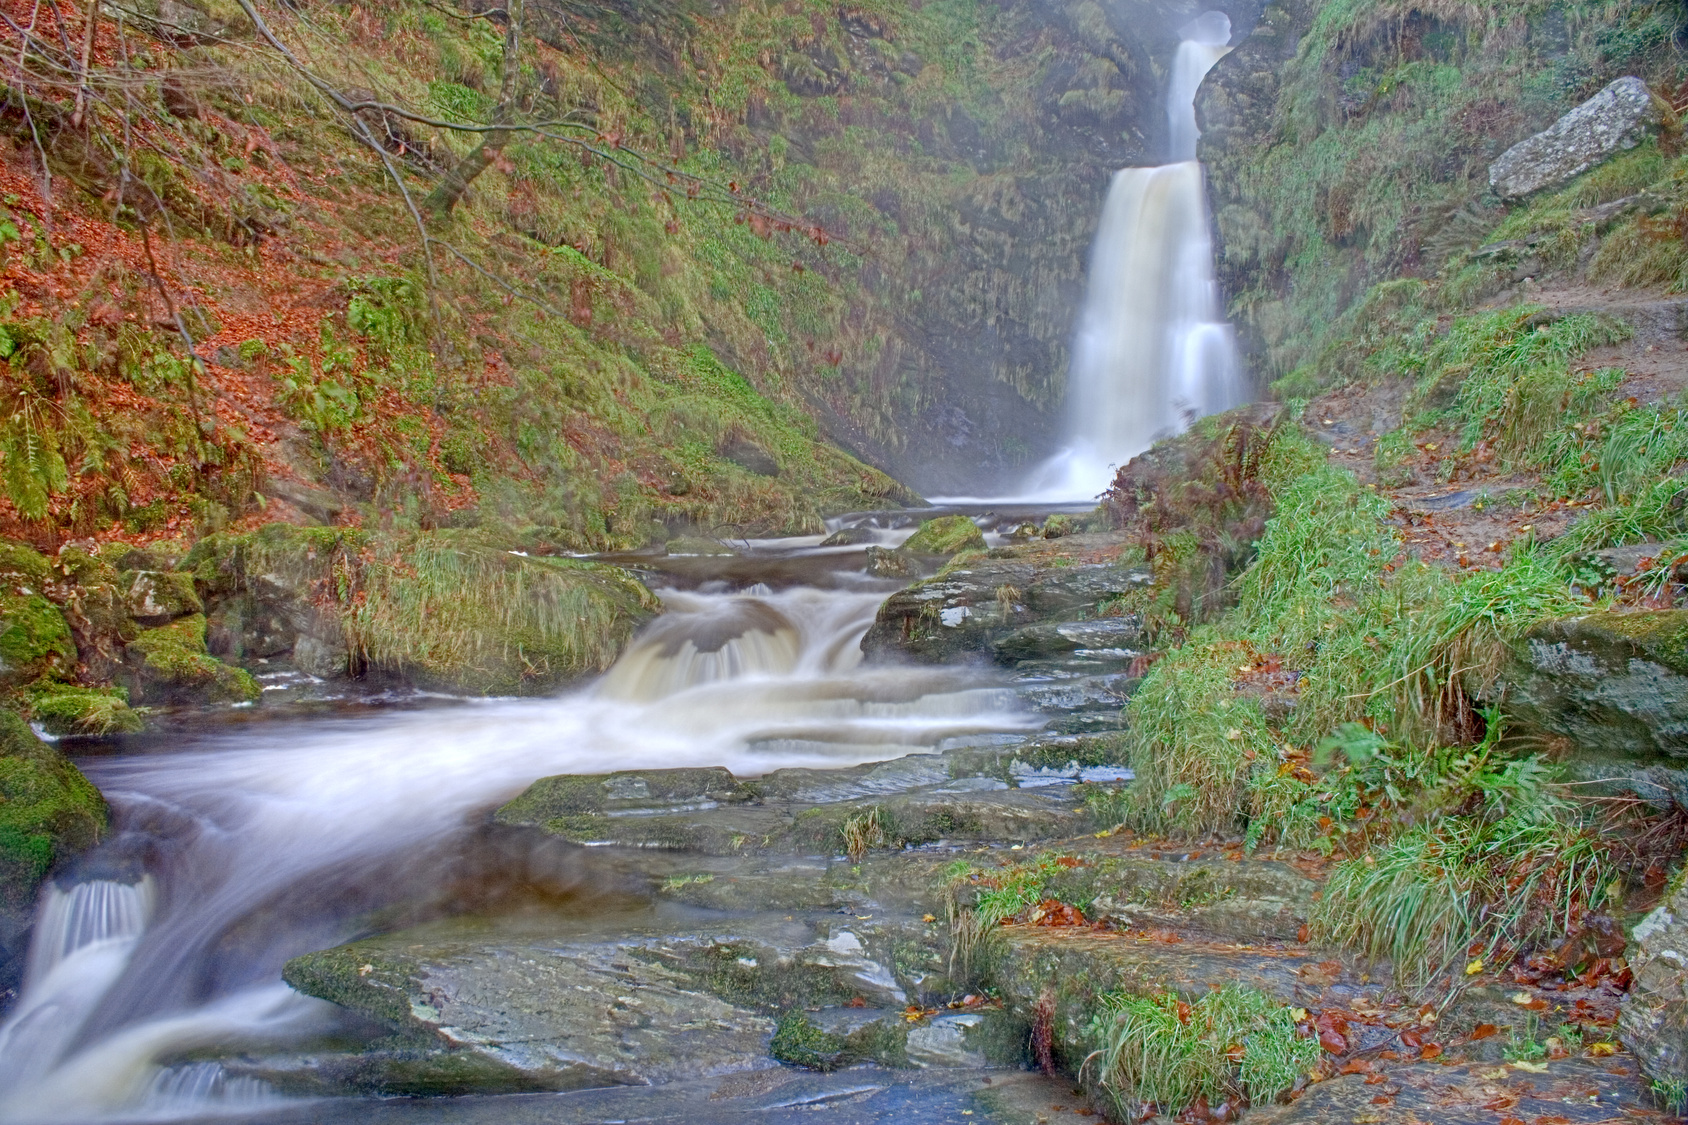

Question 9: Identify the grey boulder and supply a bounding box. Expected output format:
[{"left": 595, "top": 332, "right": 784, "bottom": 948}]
[{"left": 1490, "top": 77, "right": 1660, "bottom": 199}]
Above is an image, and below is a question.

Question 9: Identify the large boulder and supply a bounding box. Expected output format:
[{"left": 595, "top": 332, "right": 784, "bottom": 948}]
[
  {"left": 125, "top": 614, "right": 261, "bottom": 705},
  {"left": 1621, "top": 879, "right": 1688, "bottom": 1091},
  {"left": 0, "top": 708, "right": 107, "bottom": 992},
  {"left": 1478, "top": 610, "right": 1688, "bottom": 804},
  {"left": 1490, "top": 77, "right": 1660, "bottom": 200},
  {"left": 862, "top": 551, "right": 1152, "bottom": 665}
]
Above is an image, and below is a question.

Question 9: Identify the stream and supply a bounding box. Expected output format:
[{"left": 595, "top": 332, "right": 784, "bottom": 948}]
[{"left": 0, "top": 509, "right": 1084, "bottom": 1124}]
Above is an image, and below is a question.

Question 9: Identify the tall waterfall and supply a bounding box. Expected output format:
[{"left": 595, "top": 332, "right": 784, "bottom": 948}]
[{"left": 1025, "top": 11, "right": 1242, "bottom": 501}]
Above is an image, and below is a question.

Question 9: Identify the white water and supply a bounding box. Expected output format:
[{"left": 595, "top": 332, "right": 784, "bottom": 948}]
[
  {"left": 1017, "top": 11, "right": 1242, "bottom": 503},
  {"left": 0, "top": 580, "right": 1038, "bottom": 1123}
]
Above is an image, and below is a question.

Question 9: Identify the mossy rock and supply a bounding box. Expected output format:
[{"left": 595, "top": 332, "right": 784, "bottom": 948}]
[
  {"left": 495, "top": 767, "right": 754, "bottom": 820},
  {"left": 23, "top": 681, "right": 144, "bottom": 736},
  {"left": 902, "top": 516, "right": 986, "bottom": 558},
  {"left": 0, "top": 592, "right": 77, "bottom": 688},
  {"left": 770, "top": 1011, "right": 851, "bottom": 1070},
  {"left": 119, "top": 569, "right": 204, "bottom": 623},
  {"left": 0, "top": 540, "right": 52, "bottom": 590},
  {"left": 665, "top": 536, "right": 737, "bottom": 556},
  {"left": 126, "top": 614, "right": 261, "bottom": 705},
  {"left": 0, "top": 708, "right": 107, "bottom": 913}
]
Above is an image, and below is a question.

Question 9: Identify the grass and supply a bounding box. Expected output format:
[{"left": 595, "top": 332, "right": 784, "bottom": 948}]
[
  {"left": 839, "top": 806, "right": 887, "bottom": 863},
  {"left": 1088, "top": 984, "right": 1319, "bottom": 1117},
  {"left": 1310, "top": 720, "right": 1615, "bottom": 990},
  {"left": 348, "top": 531, "right": 661, "bottom": 694}
]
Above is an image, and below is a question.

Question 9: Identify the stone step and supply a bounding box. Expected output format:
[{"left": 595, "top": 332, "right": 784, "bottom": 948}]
[{"left": 221, "top": 1065, "right": 1106, "bottom": 1124}]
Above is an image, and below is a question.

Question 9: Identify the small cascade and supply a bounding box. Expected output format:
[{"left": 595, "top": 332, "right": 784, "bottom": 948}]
[
  {"left": 1024, "top": 10, "right": 1242, "bottom": 501},
  {"left": 0, "top": 879, "right": 154, "bottom": 1094},
  {"left": 598, "top": 597, "right": 803, "bottom": 701}
]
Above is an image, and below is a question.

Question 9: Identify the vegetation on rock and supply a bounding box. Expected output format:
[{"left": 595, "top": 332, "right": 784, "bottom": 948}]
[{"left": 0, "top": 708, "right": 107, "bottom": 912}]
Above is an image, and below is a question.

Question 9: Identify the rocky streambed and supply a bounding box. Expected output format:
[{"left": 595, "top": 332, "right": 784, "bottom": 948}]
[{"left": 3, "top": 510, "right": 1686, "bottom": 1124}]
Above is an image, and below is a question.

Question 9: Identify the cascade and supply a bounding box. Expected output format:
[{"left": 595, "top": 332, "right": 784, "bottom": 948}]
[
  {"left": 0, "top": 579, "right": 1038, "bottom": 1121},
  {"left": 1023, "top": 11, "right": 1242, "bottom": 501}
]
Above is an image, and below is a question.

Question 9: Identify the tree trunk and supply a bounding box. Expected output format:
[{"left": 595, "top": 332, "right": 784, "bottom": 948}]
[{"left": 423, "top": 0, "right": 522, "bottom": 220}]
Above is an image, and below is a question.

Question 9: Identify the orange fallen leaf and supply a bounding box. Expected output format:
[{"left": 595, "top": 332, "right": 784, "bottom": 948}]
[
  {"left": 1470, "top": 1023, "right": 1499, "bottom": 1041},
  {"left": 1420, "top": 1044, "right": 1443, "bottom": 1060}
]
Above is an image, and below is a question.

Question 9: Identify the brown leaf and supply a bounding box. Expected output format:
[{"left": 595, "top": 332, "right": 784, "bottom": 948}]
[
  {"left": 1297, "top": 924, "right": 1310, "bottom": 943},
  {"left": 1469, "top": 1023, "right": 1499, "bottom": 1041},
  {"left": 1420, "top": 1043, "right": 1443, "bottom": 1060}
]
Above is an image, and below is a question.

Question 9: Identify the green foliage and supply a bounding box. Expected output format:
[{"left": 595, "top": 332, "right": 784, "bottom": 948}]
[
  {"left": 1311, "top": 721, "right": 1614, "bottom": 989},
  {"left": 1089, "top": 984, "right": 1318, "bottom": 1116},
  {"left": 0, "top": 591, "right": 76, "bottom": 687}
]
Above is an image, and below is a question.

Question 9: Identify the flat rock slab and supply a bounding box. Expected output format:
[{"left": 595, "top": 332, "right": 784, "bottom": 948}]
[
  {"left": 493, "top": 759, "right": 1098, "bottom": 856},
  {"left": 282, "top": 921, "right": 778, "bottom": 1090},
  {"left": 235, "top": 1066, "right": 1104, "bottom": 1125},
  {"left": 1490, "top": 76, "right": 1659, "bottom": 199},
  {"left": 1246, "top": 1055, "right": 1654, "bottom": 1124},
  {"left": 1481, "top": 609, "right": 1688, "bottom": 804},
  {"left": 861, "top": 556, "right": 1152, "bottom": 664}
]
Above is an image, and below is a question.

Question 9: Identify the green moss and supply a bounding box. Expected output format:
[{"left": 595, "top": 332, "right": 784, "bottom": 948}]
[
  {"left": 281, "top": 943, "right": 430, "bottom": 1035},
  {"left": 0, "top": 707, "right": 107, "bottom": 910},
  {"left": 127, "top": 614, "right": 261, "bottom": 703},
  {"left": 0, "top": 539, "right": 51, "bottom": 588},
  {"left": 23, "top": 681, "right": 143, "bottom": 735},
  {"left": 0, "top": 592, "right": 76, "bottom": 687},
  {"left": 902, "top": 516, "right": 986, "bottom": 557},
  {"left": 770, "top": 1011, "right": 850, "bottom": 1070}
]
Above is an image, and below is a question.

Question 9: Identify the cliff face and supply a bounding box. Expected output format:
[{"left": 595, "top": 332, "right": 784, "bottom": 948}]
[{"left": 1196, "top": 0, "right": 1686, "bottom": 385}]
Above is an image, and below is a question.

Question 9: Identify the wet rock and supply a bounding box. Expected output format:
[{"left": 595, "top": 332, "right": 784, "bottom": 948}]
[
  {"left": 1478, "top": 610, "right": 1688, "bottom": 804},
  {"left": 862, "top": 553, "right": 1151, "bottom": 665},
  {"left": 0, "top": 591, "right": 76, "bottom": 690},
  {"left": 1490, "top": 77, "right": 1661, "bottom": 200},
  {"left": 282, "top": 922, "right": 779, "bottom": 1091},
  {"left": 992, "top": 618, "right": 1147, "bottom": 663},
  {"left": 865, "top": 545, "right": 922, "bottom": 579},
  {"left": 1621, "top": 879, "right": 1688, "bottom": 1089},
  {"left": 902, "top": 516, "right": 987, "bottom": 558},
  {"left": 226, "top": 1046, "right": 569, "bottom": 1097},
  {"left": 905, "top": 1012, "right": 992, "bottom": 1068},
  {"left": 119, "top": 569, "right": 202, "bottom": 624},
  {"left": 820, "top": 527, "right": 878, "bottom": 547},
  {"left": 125, "top": 613, "right": 262, "bottom": 705},
  {"left": 666, "top": 536, "right": 738, "bottom": 556}
]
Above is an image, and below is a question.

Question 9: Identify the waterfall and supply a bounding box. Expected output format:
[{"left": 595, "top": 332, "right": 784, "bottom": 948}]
[{"left": 1023, "top": 11, "right": 1241, "bottom": 502}]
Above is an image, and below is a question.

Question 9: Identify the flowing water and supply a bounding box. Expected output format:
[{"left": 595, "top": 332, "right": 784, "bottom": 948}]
[
  {"left": 1018, "top": 10, "right": 1241, "bottom": 502},
  {"left": 0, "top": 525, "right": 1046, "bottom": 1123}
]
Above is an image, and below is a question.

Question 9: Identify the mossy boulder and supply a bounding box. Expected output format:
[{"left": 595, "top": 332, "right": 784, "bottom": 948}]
[
  {"left": 23, "top": 681, "right": 144, "bottom": 736},
  {"left": 901, "top": 516, "right": 986, "bottom": 558},
  {"left": 119, "top": 569, "right": 203, "bottom": 623},
  {"left": 1480, "top": 610, "right": 1688, "bottom": 803},
  {"left": 0, "top": 592, "right": 77, "bottom": 688},
  {"left": 126, "top": 614, "right": 261, "bottom": 705},
  {"left": 0, "top": 707, "right": 107, "bottom": 985},
  {"left": 1621, "top": 877, "right": 1688, "bottom": 1091}
]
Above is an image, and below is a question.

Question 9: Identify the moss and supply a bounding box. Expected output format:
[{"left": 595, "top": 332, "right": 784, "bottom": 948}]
[
  {"left": 902, "top": 516, "right": 986, "bottom": 557},
  {"left": 0, "top": 707, "right": 107, "bottom": 911},
  {"left": 23, "top": 681, "right": 143, "bottom": 735},
  {"left": 0, "top": 539, "right": 51, "bottom": 589},
  {"left": 127, "top": 614, "right": 261, "bottom": 704},
  {"left": 770, "top": 1011, "right": 850, "bottom": 1070},
  {"left": 0, "top": 592, "right": 76, "bottom": 687},
  {"left": 281, "top": 943, "right": 431, "bottom": 1035}
]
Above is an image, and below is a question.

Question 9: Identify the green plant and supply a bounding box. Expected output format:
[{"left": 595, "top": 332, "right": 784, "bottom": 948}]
[
  {"left": 1310, "top": 732, "right": 1614, "bottom": 990},
  {"left": 1089, "top": 985, "right": 1318, "bottom": 1116},
  {"left": 840, "top": 806, "right": 886, "bottom": 863}
]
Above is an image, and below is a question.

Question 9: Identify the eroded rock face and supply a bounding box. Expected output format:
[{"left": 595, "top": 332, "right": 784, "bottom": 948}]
[
  {"left": 861, "top": 550, "right": 1151, "bottom": 666},
  {"left": 1479, "top": 610, "right": 1688, "bottom": 804},
  {"left": 1621, "top": 879, "right": 1688, "bottom": 1092},
  {"left": 1490, "top": 77, "right": 1659, "bottom": 199}
]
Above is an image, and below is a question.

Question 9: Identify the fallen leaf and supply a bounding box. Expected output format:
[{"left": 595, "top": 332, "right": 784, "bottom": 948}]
[
  {"left": 922, "top": 914, "right": 936, "bottom": 923},
  {"left": 1510, "top": 991, "right": 1536, "bottom": 1005},
  {"left": 1339, "top": 1060, "right": 1373, "bottom": 1075},
  {"left": 1297, "top": 924, "right": 1310, "bottom": 943},
  {"left": 1370, "top": 1095, "right": 1392, "bottom": 1105},
  {"left": 1469, "top": 1023, "right": 1499, "bottom": 1041},
  {"left": 1400, "top": 1029, "right": 1424, "bottom": 1049},
  {"left": 1465, "top": 958, "right": 1484, "bottom": 975},
  {"left": 1587, "top": 1042, "right": 1617, "bottom": 1057},
  {"left": 1511, "top": 1061, "right": 1550, "bottom": 1073},
  {"left": 1420, "top": 1043, "right": 1443, "bottom": 1060}
]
